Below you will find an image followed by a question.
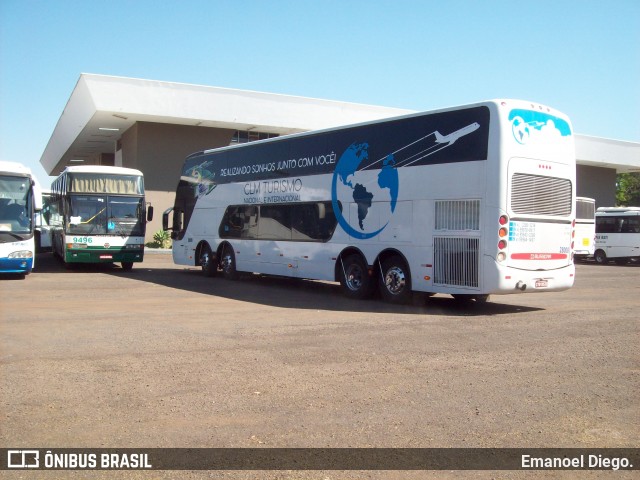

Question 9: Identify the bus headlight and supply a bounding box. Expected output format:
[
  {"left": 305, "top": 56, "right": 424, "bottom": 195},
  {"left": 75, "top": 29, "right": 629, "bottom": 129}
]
[{"left": 8, "top": 250, "right": 33, "bottom": 259}]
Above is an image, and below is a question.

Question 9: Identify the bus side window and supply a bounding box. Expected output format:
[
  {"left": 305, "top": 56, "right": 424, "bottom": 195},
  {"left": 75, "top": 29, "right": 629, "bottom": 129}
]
[
  {"left": 220, "top": 206, "right": 257, "bottom": 239},
  {"left": 622, "top": 218, "right": 640, "bottom": 233},
  {"left": 596, "top": 217, "right": 616, "bottom": 233}
]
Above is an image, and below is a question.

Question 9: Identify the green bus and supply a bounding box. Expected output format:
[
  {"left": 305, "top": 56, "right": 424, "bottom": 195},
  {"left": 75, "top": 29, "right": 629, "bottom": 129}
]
[{"left": 50, "top": 166, "right": 153, "bottom": 270}]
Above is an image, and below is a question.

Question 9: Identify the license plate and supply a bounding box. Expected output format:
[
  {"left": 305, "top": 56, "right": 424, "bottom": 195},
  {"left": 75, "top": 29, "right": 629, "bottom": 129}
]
[{"left": 535, "top": 279, "right": 548, "bottom": 288}]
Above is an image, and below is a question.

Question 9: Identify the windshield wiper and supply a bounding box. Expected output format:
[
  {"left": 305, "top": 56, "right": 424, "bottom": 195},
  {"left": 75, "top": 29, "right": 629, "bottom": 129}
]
[{"left": 0, "top": 232, "right": 27, "bottom": 241}]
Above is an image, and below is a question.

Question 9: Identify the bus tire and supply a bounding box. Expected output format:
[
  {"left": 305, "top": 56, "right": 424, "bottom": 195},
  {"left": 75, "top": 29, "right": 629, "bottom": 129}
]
[
  {"left": 121, "top": 262, "right": 133, "bottom": 271},
  {"left": 452, "top": 294, "right": 474, "bottom": 305},
  {"left": 452, "top": 294, "right": 489, "bottom": 305},
  {"left": 220, "top": 244, "right": 238, "bottom": 280},
  {"left": 594, "top": 249, "right": 607, "bottom": 264},
  {"left": 339, "top": 254, "right": 373, "bottom": 300},
  {"left": 379, "top": 255, "right": 412, "bottom": 304},
  {"left": 200, "top": 244, "right": 217, "bottom": 277}
]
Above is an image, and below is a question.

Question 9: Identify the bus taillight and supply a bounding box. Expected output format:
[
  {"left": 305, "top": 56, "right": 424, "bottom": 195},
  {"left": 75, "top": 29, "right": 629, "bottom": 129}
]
[{"left": 497, "top": 215, "right": 509, "bottom": 262}]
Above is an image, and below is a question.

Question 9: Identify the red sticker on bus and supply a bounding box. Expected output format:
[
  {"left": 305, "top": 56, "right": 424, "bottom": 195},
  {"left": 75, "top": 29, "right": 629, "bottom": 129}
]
[{"left": 511, "top": 253, "right": 567, "bottom": 260}]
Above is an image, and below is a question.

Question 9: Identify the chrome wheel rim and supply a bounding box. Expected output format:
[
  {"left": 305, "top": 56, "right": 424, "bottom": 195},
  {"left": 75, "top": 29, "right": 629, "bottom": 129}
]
[
  {"left": 385, "top": 267, "right": 406, "bottom": 295},
  {"left": 345, "top": 264, "right": 364, "bottom": 291}
]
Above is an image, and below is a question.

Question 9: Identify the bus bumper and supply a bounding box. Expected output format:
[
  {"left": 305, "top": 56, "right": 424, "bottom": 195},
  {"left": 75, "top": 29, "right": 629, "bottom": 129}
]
[
  {"left": 489, "top": 261, "right": 575, "bottom": 294},
  {"left": 0, "top": 257, "right": 34, "bottom": 274},
  {"left": 64, "top": 248, "right": 145, "bottom": 264}
]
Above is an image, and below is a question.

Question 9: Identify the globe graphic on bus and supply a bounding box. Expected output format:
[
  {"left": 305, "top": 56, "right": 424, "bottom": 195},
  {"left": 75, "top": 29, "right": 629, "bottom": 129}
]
[
  {"left": 511, "top": 116, "right": 531, "bottom": 144},
  {"left": 331, "top": 142, "right": 399, "bottom": 240}
]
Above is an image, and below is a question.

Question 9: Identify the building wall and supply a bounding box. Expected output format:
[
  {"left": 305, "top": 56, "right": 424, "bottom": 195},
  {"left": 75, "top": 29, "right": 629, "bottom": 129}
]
[
  {"left": 121, "top": 121, "right": 235, "bottom": 240},
  {"left": 576, "top": 164, "right": 617, "bottom": 208}
]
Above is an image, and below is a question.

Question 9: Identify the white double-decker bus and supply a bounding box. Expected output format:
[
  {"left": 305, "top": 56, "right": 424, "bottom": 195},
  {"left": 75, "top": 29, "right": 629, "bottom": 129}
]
[
  {"left": 49, "top": 166, "right": 153, "bottom": 270},
  {"left": 0, "top": 161, "right": 42, "bottom": 277},
  {"left": 164, "top": 99, "right": 576, "bottom": 304},
  {"left": 574, "top": 197, "right": 596, "bottom": 260},
  {"left": 594, "top": 207, "right": 640, "bottom": 264}
]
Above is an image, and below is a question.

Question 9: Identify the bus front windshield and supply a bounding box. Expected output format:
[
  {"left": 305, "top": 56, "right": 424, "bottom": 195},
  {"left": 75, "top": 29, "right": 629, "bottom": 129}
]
[
  {"left": 67, "top": 195, "right": 144, "bottom": 236},
  {"left": 0, "top": 175, "right": 33, "bottom": 235}
]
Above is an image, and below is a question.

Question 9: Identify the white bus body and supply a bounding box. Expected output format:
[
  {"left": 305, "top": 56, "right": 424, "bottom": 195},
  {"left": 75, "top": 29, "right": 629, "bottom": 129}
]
[
  {"left": 164, "top": 99, "right": 576, "bottom": 303},
  {"left": 594, "top": 207, "right": 640, "bottom": 264},
  {"left": 0, "top": 161, "right": 42, "bottom": 276},
  {"left": 574, "top": 197, "right": 596, "bottom": 259},
  {"left": 49, "top": 166, "right": 153, "bottom": 271},
  {"left": 35, "top": 190, "right": 53, "bottom": 252}
]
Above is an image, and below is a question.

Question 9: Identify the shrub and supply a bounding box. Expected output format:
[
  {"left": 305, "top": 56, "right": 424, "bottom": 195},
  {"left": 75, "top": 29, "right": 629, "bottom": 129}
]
[{"left": 151, "top": 229, "right": 171, "bottom": 249}]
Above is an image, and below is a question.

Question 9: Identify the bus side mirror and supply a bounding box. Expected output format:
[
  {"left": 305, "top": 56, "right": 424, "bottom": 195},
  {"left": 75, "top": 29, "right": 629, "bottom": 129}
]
[
  {"left": 162, "top": 207, "right": 173, "bottom": 231},
  {"left": 32, "top": 180, "right": 43, "bottom": 211},
  {"left": 147, "top": 205, "right": 154, "bottom": 222},
  {"left": 163, "top": 207, "right": 182, "bottom": 240}
]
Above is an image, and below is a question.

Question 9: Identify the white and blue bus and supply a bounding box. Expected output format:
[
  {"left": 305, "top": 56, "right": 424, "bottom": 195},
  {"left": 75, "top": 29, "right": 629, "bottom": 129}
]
[
  {"left": 49, "top": 166, "right": 153, "bottom": 270},
  {"left": 0, "top": 161, "right": 43, "bottom": 277},
  {"left": 35, "top": 189, "right": 53, "bottom": 252},
  {"left": 163, "top": 99, "right": 576, "bottom": 304}
]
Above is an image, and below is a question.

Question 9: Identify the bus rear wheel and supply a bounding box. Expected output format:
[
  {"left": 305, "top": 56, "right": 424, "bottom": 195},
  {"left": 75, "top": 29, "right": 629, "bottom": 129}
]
[
  {"left": 452, "top": 294, "right": 490, "bottom": 305},
  {"left": 379, "top": 255, "right": 412, "bottom": 304},
  {"left": 121, "top": 262, "right": 133, "bottom": 271},
  {"left": 339, "top": 254, "right": 373, "bottom": 300},
  {"left": 594, "top": 249, "right": 607, "bottom": 265}
]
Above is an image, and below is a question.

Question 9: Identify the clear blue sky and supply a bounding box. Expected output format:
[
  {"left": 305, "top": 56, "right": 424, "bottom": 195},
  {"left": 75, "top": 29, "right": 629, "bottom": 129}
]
[{"left": 1, "top": 0, "right": 639, "bottom": 185}]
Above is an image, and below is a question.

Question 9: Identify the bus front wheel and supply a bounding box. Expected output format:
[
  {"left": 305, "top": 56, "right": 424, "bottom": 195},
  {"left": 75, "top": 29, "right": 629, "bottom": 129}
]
[
  {"left": 200, "top": 245, "right": 217, "bottom": 277},
  {"left": 594, "top": 249, "right": 607, "bottom": 265},
  {"left": 220, "top": 245, "right": 238, "bottom": 280}
]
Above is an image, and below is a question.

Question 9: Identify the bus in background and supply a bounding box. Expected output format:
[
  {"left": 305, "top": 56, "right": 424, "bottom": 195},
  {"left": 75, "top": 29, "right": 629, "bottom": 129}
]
[
  {"left": 0, "top": 161, "right": 43, "bottom": 277},
  {"left": 594, "top": 207, "right": 640, "bottom": 265},
  {"left": 164, "top": 99, "right": 576, "bottom": 305},
  {"left": 35, "top": 190, "right": 53, "bottom": 252},
  {"left": 49, "top": 166, "right": 153, "bottom": 270},
  {"left": 574, "top": 197, "right": 595, "bottom": 261}
]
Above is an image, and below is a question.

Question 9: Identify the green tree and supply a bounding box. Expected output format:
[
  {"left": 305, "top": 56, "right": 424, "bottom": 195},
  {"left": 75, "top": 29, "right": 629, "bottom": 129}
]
[{"left": 616, "top": 173, "right": 640, "bottom": 206}]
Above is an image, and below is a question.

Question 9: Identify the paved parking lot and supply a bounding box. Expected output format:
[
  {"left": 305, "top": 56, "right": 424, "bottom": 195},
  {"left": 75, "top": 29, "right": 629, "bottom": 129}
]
[{"left": 1, "top": 253, "right": 638, "bottom": 478}]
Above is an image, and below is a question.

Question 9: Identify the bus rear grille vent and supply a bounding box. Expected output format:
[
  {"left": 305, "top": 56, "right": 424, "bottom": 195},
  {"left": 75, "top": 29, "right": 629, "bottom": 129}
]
[
  {"left": 511, "top": 173, "right": 572, "bottom": 216},
  {"left": 433, "top": 237, "right": 479, "bottom": 288}
]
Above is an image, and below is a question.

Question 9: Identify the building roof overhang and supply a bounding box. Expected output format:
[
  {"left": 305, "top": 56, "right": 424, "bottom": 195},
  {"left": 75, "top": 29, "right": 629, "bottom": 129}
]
[
  {"left": 40, "top": 74, "right": 640, "bottom": 176},
  {"left": 40, "top": 74, "right": 413, "bottom": 175},
  {"left": 575, "top": 134, "right": 640, "bottom": 173}
]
